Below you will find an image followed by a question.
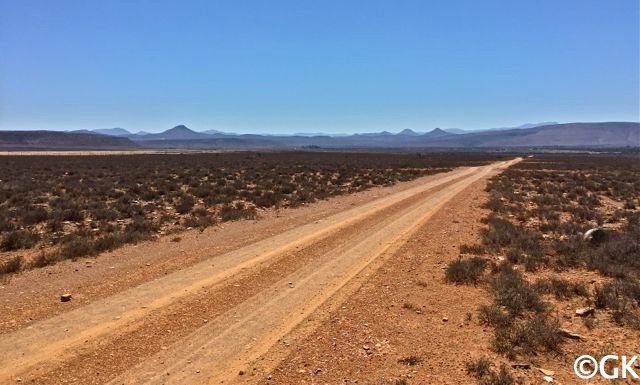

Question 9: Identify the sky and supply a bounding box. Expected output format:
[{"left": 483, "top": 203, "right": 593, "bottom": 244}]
[{"left": 0, "top": 0, "right": 638, "bottom": 134}]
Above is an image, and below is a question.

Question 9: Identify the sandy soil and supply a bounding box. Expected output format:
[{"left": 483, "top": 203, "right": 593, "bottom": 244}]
[{"left": 0, "top": 159, "right": 519, "bottom": 384}]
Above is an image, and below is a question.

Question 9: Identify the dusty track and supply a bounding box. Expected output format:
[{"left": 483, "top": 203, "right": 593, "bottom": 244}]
[{"left": 0, "top": 159, "right": 518, "bottom": 384}]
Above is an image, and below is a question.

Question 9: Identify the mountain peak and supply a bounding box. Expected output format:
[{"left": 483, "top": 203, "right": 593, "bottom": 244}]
[
  {"left": 167, "top": 124, "right": 194, "bottom": 133},
  {"left": 398, "top": 129, "right": 419, "bottom": 136},
  {"left": 423, "top": 127, "right": 452, "bottom": 138}
]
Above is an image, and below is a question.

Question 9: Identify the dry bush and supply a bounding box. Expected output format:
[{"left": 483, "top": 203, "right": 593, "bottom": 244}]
[
  {"left": 490, "top": 263, "right": 545, "bottom": 316},
  {"left": 493, "top": 315, "right": 562, "bottom": 358},
  {"left": 445, "top": 256, "right": 487, "bottom": 285},
  {"left": 533, "top": 277, "right": 588, "bottom": 299},
  {"left": 0, "top": 255, "right": 23, "bottom": 277},
  {"left": 1, "top": 230, "right": 39, "bottom": 251}
]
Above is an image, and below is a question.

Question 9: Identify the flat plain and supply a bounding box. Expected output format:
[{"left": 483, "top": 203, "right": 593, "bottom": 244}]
[{"left": 0, "top": 152, "right": 638, "bottom": 384}]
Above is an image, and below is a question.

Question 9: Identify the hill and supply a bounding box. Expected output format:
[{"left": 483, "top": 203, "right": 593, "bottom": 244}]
[
  {"left": 92, "top": 128, "right": 132, "bottom": 136},
  {"left": 0, "top": 131, "right": 139, "bottom": 150},
  {"left": 137, "top": 125, "right": 211, "bottom": 140},
  {"left": 420, "top": 122, "right": 640, "bottom": 148}
]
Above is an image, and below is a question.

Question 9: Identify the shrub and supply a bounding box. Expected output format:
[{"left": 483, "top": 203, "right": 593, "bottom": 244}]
[
  {"left": 0, "top": 255, "right": 23, "bottom": 277},
  {"left": 125, "top": 216, "right": 159, "bottom": 234},
  {"left": 30, "top": 252, "right": 56, "bottom": 268},
  {"left": 1, "top": 230, "right": 40, "bottom": 251},
  {"left": 466, "top": 357, "right": 492, "bottom": 378},
  {"left": 174, "top": 195, "right": 195, "bottom": 214},
  {"left": 478, "top": 304, "right": 513, "bottom": 328},
  {"left": 490, "top": 264, "right": 544, "bottom": 316},
  {"left": 445, "top": 257, "right": 487, "bottom": 285},
  {"left": 93, "top": 233, "right": 126, "bottom": 253},
  {"left": 62, "top": 207, "right": 84, "bottom": 222},
  {"left": 20, "top": 206, "right": 49, "bottom": 225},
  {"left": 480, "top": 216, "right": 520, "bottom": 249},
  {"left": 594, "top": 280, "right": 640, "bottom": 329},
  {"left": 467, "top": 359, "right": 516, "bottom": 385},
  {"left": 483, "top": 194, "right": 507, "bottom": 213},
  {"left": 587, "top": 228, "right": 640, "bottom": 278},
  {"left": 460, "top": 244, "right": 487, "bottom": 255},
  {"left": 184, "top": 215, "right": 215, "bottom": 229},
  {"left": 479, "top": 364, "right": 516, "bottom": 385},
  {"left": 59, "top": 236, "right": 94, "bottom": 259},
  {"left": 533, "top": 277, "right": 588, "bottom": 299},
  {"left": 219, "top": 202, "right": 257, "bottom": 222},
  {"left": 493, "top": 316, "right": 562, "bottom": 357}
]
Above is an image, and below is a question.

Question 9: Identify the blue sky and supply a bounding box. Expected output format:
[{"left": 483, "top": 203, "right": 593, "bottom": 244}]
[{"left": 0, "top": 0, "right": 638, "bottom": 134}]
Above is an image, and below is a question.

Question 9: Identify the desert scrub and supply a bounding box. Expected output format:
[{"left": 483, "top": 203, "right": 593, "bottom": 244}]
[
  {"left": 445, "top": 256, "right": 488, "bottom": 284},
  {"left": 0, "top": 152, "right": 503, "bottom": 268}
]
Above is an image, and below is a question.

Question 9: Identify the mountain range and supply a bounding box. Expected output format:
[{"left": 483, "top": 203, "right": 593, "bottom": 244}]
[
  {"left": 0, "top": 122, "right": 637, "bottom": 150},
  {"left": 0, "top": 130, "right": 138, "bottom": 150}
]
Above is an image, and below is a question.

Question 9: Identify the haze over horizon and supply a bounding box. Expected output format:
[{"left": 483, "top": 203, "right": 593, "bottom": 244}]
[{"left": 1, "top": 1, "right": 638, "bottom": 134}]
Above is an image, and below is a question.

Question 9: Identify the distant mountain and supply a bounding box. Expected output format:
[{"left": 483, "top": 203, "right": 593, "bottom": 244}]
[
  {"left": 442, "top": 128, "right": 466, "bottom": 134},
  {"left": 423, "top": 128, "right": 453, "bottom": 138},
  {"left": 0, "top": 131, "right": 138, "bottom": 150},
  {"left": 202, "top": 129, "right": 236, "bottom": 136},
  {"left": 3, "top": 121, "right": 636, "bottom": 150},
  {"left": 292, "top": 132, "right": 346, "bottom": 137},
  {"left": 67, "top": 122, "right": 640, "bottom": 148},
  {"left": 514, "top": 122, "right": 558, "bottom": 129},
  {"left": 397, "top": 129, "right": 420, "bottom": 136},
  {"left": 92, "top": 128, "right": 131, "bottom": 136},
  {"left": 445, "top": 122, "right": 559, "bottom": 134},
  {"left": 419, "top": 122, "right": 639, "bottom": 147},
  {"left": 138, "top": 125, "right": 211, "bottom": 140},
  {"left": 356, "top": 131, "right": 394, "bottom": 137}
]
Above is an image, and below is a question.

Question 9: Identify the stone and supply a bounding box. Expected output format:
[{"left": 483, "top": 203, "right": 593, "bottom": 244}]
[
  {"left": 575, "top": 307, "right": 595, "bottom": 317},
  {"left": 538, "top": 368, "right": 555, "bottom": 376},
  {"left": 583, "top": 228, "right": 609, "bottom": 245},
  {"left": 543, "top": 375, "right": 553, "bottom": 383},
  {"left": 60, "top": 294, "right": 72, "bottom": 302},
  {"left": 559, "top": 328, "right": 583, "bottom": 340}
]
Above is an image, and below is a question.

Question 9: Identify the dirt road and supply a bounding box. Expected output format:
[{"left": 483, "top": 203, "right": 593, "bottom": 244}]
[{"left": 0, "top": 159, "right": 518, "bottom": 384}]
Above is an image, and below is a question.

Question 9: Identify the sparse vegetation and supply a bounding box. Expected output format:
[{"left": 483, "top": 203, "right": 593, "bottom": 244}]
[
  {"left": 0, "top": 152, "right": 501, "bottom": 273},
  {"left": 449, "top": 154, "right": 640, "bottom": 382}
]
